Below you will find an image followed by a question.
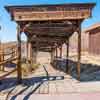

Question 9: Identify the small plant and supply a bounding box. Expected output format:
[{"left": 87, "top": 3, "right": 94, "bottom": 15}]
[
  {"left": 21, "top": 61, "right": 40, "bottom": 76},
  {"left": 31, "top": 63, "right": 40, "bottom": 71}
]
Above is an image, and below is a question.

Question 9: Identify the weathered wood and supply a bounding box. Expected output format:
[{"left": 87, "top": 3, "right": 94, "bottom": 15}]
[
  {"left": 14, "top": 10, "right": 91, "bottom": 21},
  {"left": 51, "top": 50, "right": 54, "bottom": 62},
  {"left": 5, "top": 3, "right": 95, "bottom": 11},
  {"left": 77, "top": 21, "right": 82, "bottom": 81},
  {"left": 24, "top": 26, "right": 74, "bottom": 36},
  {"left": 55, "top": 47, "right": 58, "bottom": 58},
  {"left": 28, "top": 21, "right": 73, "bottom": 26},
  {"left": 32, "top": 48, "right": 37, "bottom": 64},
  {"left": 1, "top": 51, "right": 4, "bottom": 71},
  {"left": 66, "top": 39, "right": 70, "bottom": 74},
  {"left": 29, "top": 35, "right": 66, "bottom": 43},
  {"left": 32, "top": 42, "right": 56, "bottom": 47},
  {"left": 28, "top": 42, "right": 33, "bottom": 64},
  {"left": 26, "top": 39, "right": 29, "bottom": 59},
  {"left": 17, "top": 25, "right": 22, "bottom": 84},
  {"left": 0, "top": 41, "right": 1, "bottom": 71},
  {"left": 59, "top": 45, "right": 62, "bottom": 58},
  {"left": 5, "top": 3, "right": 95, "bottom": 21},
  {"left": 0, "top": 57, "right": 18, "bottom": 65}
]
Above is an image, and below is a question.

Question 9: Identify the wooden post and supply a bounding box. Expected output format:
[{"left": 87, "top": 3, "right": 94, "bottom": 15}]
[
  {"left": 51, "top": 49, "right": 54, "bottom": 63},
  {"left": 29, "top": 42, "right": 33, "bottom": 64},
  {"left": 59, "top": 45, "right": 62, "bottom": 58},
  {"left": 0, "top": 41, "right": 1, "bottom": 70},
  {"left": 0, "top": 51, "right": 1, "bottom": 71},
  {"left": 2, "top": 51, "right": 4, "bottom": 71},
  {"left": 77, "top": 22, "right": 81, "bottom": 81},
  {"left": 66, "top": 39, "right": 70, "bottom": 74},
  {"left": 51, "top": 51, "right": 53, "bottom": 63},
  {"left": 17, "top": 25, "right": 22, "bottom": 84},
  {"left": 33, "top": 48, "right": 37, "bottom": 64},
  {"left": 0, "top": 44, "right": 5, "bottom": 71},
  {"left": 55, "top": 47, "right": 58, "bottom": 58},
  {"left": 26, "top": 39, "right": 29, "bottom": 60}
]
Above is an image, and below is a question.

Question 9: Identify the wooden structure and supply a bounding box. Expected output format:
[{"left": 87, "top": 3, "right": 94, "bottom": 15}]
[
  {"left": 0, "top": 45, "right": 18, "bottom": 84},
  {"left": 0, "top": 44, "right": 17, "bottom": 71},
  {"left": 5, "top": 3, "right": 95, "bottom": 83},
  {"left": 84, "top": 23, "right": 100, "bottom": 55},
  {"left": 0, "top": 43, "right": 17, "bottom": 71}
]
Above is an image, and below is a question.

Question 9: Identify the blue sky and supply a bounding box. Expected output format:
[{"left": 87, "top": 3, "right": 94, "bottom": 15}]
[{"left": 0, "top": 0, "right": 100, "bottom": 42}]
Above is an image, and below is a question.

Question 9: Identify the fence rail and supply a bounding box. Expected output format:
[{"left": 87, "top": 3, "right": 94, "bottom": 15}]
[{"left": 0, "top": 45, "right": 18, "bottom": 82}]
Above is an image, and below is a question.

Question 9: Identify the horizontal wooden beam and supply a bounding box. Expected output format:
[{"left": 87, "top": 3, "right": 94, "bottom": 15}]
[
  {"left": 29, "top": 35, "right": 66, "bottom": 43},
  {"left": 32, "top": 40, "right": 63, "bottom": 47},
  {"left": 12, "top": 9, "right": 92, "bottom": 21},
  {"left": 24, "top": 26, "right": 74, "bottom": 37},
  {"left": 32, "top": 44, "right": 54, "bottom": 48},
  {"left": 23, "top": 21, "right": 73, "bottom": 27},
  {"left": 33, "top": 47, "right": 52, "bottom": 52}
]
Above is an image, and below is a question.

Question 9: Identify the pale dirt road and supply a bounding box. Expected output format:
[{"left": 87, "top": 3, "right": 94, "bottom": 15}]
[{"left": 0, "top": 63, "right": 100, "bottom": 100}]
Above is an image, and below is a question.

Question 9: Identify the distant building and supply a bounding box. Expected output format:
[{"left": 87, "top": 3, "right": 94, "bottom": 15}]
[
  {"left": 84, "top": 23, "right": 100, "bottom": 55},
  {"left": 69, "top": 30, "right": 89, "bottom": 52}
]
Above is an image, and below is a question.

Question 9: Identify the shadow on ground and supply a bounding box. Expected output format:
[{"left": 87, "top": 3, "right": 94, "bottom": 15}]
[
  {"left": 0, "top": 74, "right": 64, "bottom": 100},
  {"left": 4, "top": 62, "right": 16, "bottom": 68},
  {"left": 52, "top": 58, "right": 100, "bottom": 82}
]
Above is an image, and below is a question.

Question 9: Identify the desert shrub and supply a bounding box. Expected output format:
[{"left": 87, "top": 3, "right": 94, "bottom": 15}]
[
  {"left": 31, "top": 63, "right": 40, "bottom": 70},
  {"left": 21, "top": 63, "right": 40, "bottom": 76}
]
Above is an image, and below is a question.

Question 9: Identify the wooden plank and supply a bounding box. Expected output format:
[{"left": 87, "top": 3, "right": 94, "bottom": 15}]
[
  {"left": 29, "top": 36, "right": 65, "bottom": 43},
  {"left": 5, "top": 3, "right": 95, "bottom": 12},
  {"left": 14, "top": 10, "right": 91, "bottom": 21},
  {"left": 25, "top": 22, "right": 73, "bottom": 27},
  {"left": 25, "top": 26, "right": 74, "bottom": 35},
  {"left": 32, "top": 42, "right": 57, "bottom": 47},
  {"left": 0, "top": 57, "right": 18, "bottom": 65},
  {"left": 0, "top": 50, "right": 17, "bottom": 56}
]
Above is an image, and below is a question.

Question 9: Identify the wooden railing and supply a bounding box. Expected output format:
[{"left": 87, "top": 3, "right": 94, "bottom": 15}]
[
  {"left": 0, "top": 45, "right": 18, "bottom": 72},
  {"left": 0, "top": 45, "right": 18, "bottom": 82}
]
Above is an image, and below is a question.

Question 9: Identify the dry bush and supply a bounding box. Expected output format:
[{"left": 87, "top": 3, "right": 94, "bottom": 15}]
[{"left": 21, "top": 63, "right": 40, "bottom": 76}]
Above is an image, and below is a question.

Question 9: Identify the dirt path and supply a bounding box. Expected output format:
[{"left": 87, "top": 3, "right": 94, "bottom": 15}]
[{"left": 1, "top": 63, "right": 100, "bottom": 100}]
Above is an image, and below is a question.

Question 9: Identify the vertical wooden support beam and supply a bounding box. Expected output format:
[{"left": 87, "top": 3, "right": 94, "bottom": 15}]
[
  {"left": 77, "top": 21, "right": 82, "bottom": 81},
  {"left": 33, "top": 48, "right": 37, "bottom": 64},
  {"left": 66, "top": 39, "right": 70, "bottom": 74},
  {"left": 2, "top": 51, "right": 4, "bottom": 71},
  {"left": 51, "top": 51, "right": 53, "bottom": 63},
  {"left": 55, "top": 47, "right": 58, "bottom": 58},
  {"left": 0, "top": 44, "right": 4, "bottom": 71},
  {"left": 26, "top": 39, "right": 29, "bottom": 59},
  {"left": 27, "top": 41, "right": 30, "bottom": 61},
  {"left": 51, "top": 49, "right": 54, "bottom": 63},
  {"left": 17, "top": 25, "right": 22, "bottom": 84},
  {"left": 0, "top": 53, "right": 1, "bottom": 71},
  {"left": 59, "top": 45, "right": 62, "bottom": 58},
  {"left": 53, "top": 49, "right": 55, "bottom": 60},
  {"left": 12, "top": 48, "right": 14, "bottom": 58},
  {"left": 0, "top": 41, "right": 2, "bottom": 70},
  {"left": 29, "top": 42, "right": 33, "bottom": 64}
]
